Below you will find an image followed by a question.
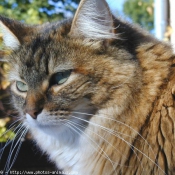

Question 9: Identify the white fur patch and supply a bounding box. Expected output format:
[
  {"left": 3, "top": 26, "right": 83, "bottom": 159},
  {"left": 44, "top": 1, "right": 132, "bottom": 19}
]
[
  {"left": 0, "top": 21, "right": 20, "bottom": 50},
  {"left": 70, "top": 0, "right": 118, "bottom": 40},
  {"left": 26, "top": 113, "right": 38, "bottom": 127}
]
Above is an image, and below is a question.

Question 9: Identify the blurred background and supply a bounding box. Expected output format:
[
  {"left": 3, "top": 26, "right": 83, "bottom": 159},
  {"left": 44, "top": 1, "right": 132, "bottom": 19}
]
[
  {"left": 0, "top": 0, "right": 174, "bottom": 143},
  {"left": 0, "top": 0, "right": 175, "bottom": 171}
]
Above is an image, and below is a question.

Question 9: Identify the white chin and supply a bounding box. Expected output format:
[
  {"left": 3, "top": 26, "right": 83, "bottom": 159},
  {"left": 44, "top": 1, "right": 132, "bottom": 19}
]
[
  {"left": 25, "top": 113, "right": 65, "bottom": 138},
  {"left": 26, "top": 113, "right": 38, "bottom": 127}
]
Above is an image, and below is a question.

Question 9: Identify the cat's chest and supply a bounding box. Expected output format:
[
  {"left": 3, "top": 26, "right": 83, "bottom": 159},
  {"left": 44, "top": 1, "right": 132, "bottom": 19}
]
[
  {"left": 29, "top": 126, "right": 91, "bottom": 171},
  {"left": 25, "top": 111, "right": 112, "bottom": 173}
]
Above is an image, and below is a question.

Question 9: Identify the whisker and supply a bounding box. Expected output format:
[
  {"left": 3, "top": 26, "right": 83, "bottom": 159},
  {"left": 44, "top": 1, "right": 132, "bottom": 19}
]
[
  {"left": 8, "top": 118, "right": 23, "bottom": 130},
  {"left": 5, "top": 113, "right": 19, "bottom": 118},
  {"left": 67, "top": 119, "right": 135, "bottom": 168},
  {"left": 7, "top": 127, "right": 28, "bottom": 173},
  {"left": 1, "top": 118, "right": 22, "bottom": 138},
  {"left": 71, "top": 114, "right": 166, "bottom": 175},
  {"left": 3, "top": 124, "right": 26, "bottom": 172},
  {"left": 72, "top": 111, "right": 156, "bottom": 158},
  {"left": 0, "top": 123, "right": 23, "bottom": 159},
  {"left": 64, "top": 120, "right": 117, "bottom": 174},
  {"left": 70, "top": 116, "right": 143, "bottom": 170}
]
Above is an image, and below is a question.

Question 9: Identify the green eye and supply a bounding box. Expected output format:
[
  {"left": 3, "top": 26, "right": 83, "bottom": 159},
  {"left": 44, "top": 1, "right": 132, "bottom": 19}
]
[
  {"left": 50, "top": 70, "right": 72, "bottom": 86},
  {"left": 16, "top": 81, "right": 28, "bottom": 92}
]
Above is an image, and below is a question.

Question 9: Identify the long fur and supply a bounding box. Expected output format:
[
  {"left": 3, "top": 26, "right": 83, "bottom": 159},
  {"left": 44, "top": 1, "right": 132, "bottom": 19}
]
[{"left": 0, "top": 0, "right": 175, "bottom": 174}]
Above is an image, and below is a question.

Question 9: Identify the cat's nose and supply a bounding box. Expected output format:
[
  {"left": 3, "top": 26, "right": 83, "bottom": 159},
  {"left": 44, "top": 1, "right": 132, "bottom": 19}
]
[
  {"left": 26, "top": 108, "right": 42, "bottom": 119},
  {"left": 24, "top": 92, "right": 44, "bottom": 119}
]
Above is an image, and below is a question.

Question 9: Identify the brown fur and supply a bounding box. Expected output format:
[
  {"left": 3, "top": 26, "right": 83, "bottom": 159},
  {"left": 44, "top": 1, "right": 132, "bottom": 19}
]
[{"left": 1, "top": 0, "right": 175, "bottom": 174}]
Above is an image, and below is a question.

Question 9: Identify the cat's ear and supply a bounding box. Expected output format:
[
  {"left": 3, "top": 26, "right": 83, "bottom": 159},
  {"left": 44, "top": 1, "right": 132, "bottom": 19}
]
[
  {"left": 69, "top": 0, "right": 116, "bottom": 40},
  {"left": 0, "top": 16, "right": 22, "bottom": 50},
  {"left": 0, "top": 15, "right": 35, "bottom": 50}
]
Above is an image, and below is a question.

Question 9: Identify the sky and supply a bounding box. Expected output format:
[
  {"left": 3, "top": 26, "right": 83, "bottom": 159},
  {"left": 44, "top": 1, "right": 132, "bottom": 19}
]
[
  {"left": 106, "top": 0, "right": 125, "bottom": 14},
  {"left": 48, "top": 0, "right": 126, "bottom": 18}
]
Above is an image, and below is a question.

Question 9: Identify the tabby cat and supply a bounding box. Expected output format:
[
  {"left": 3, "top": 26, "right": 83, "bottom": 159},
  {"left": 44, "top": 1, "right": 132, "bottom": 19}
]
[{"left": 0, "top": 0, "right": 175, "bottom": 174}]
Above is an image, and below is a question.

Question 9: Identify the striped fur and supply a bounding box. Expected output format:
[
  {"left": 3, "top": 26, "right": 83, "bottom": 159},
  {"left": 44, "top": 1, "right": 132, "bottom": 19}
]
[{"left": 0, "top": 0, "right": 175, "bottom": 174}]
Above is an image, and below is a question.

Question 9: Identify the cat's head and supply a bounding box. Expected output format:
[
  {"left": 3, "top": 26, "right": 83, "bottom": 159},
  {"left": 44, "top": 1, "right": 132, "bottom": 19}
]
[{"left": 0, "top": 0, "right": 142, "bottom": 139}]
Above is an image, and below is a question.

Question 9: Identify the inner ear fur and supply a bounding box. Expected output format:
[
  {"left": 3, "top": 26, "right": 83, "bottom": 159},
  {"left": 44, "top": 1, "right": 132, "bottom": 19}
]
[
  {"left": 69, "top": 0, "right": 116, "bottom": 40},
  {"left": 0, "top": 15, "right": 38, "bottom": 49}
]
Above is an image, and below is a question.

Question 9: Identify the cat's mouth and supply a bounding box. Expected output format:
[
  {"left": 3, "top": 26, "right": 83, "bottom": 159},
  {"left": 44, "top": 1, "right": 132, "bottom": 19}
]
[
  {"left": 25, "top": 108, "right": 95, "bottom": 140},
  {"left": 25, "top": 112, "right": 67, "bottom": 127},
  {"left": 25, "top": 98, "right": 97, "bottom": 139}
]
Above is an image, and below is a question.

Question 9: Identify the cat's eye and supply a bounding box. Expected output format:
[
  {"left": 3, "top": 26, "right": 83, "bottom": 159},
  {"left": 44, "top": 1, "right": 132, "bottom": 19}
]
[
  {"left": 16, "top": 81, "right": 28, "bottom": 92},
  {"left": 50, "top": 70, "right": 72, "bottom": 86}
]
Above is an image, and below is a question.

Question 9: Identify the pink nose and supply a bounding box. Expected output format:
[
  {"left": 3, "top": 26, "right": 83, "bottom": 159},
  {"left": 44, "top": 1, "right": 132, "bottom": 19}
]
[{"left": 26, "top": 109, "right": 42, "bottom": 119}]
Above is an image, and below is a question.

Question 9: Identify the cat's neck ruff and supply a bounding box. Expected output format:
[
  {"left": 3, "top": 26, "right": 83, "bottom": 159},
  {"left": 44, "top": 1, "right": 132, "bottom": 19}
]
[{"left": 26, "top": 108, "right": 116, "bottom": 174}]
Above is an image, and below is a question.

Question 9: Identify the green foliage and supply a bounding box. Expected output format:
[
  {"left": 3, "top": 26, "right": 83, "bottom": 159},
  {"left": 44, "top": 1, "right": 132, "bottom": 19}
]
[
  {"left": 0, "top": 0, "right": 80, "bottom": 24},
  {"left": 0, "top": 126, "right": 15, "bottom": 142},
  {"left": 123, "top": 0, "right": 154, "bottom": 31}
]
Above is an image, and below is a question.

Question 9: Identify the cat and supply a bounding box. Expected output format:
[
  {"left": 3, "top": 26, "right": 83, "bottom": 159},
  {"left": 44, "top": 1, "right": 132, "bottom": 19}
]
[{"left": 0, "top": 0, "right": 175, "bottom": 174}]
